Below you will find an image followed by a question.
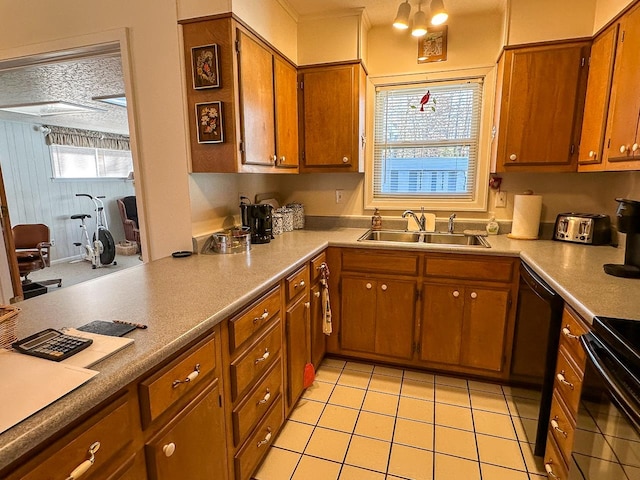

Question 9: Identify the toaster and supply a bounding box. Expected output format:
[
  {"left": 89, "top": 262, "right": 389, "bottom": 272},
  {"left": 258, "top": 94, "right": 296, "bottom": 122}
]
[{"left": 553, "top": 213, "right": 611, "bottom": 245}]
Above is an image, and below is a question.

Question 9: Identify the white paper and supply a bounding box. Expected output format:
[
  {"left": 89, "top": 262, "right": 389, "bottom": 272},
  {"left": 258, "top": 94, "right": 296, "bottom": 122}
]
[{"left": 61, "top": 328, "right": 134, "bottom": 368}]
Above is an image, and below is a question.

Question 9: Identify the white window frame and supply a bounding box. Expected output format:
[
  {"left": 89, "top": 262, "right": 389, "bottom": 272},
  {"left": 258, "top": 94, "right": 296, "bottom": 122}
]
[
  {"left": 365, "top": 67, "right": 494, "bottom": 212},
  {"left": 50, "top": 144, "right": 134, "bottom": 180}
]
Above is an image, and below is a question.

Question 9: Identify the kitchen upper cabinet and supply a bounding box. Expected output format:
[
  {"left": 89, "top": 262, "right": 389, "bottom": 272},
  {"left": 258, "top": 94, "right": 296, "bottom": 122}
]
[
  {"left": 578, "top": 24, "right": 619, "bottom": 171},
  {"left": 603, "top": 3, "right": 640, "bottom": 170},
  {"left": 299, "top": 62, "right": 366, "bottom": 173},
  {"left": 341, "top": 275, "right": 416, "bottom": 359},
  {"left": 180, "top": 16, "right": 298, "bottom": 173},
  {"left": 421, "top": 284, "right": 511, "bottom": 373},
  {"left": 492, "top": 40, "right": 590, "bottom": 173}
]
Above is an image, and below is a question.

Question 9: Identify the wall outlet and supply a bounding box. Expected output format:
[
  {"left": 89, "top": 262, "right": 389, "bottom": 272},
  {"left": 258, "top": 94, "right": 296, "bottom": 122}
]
[
  {"left": 495, "top": 191, "right": 507, "bottom": 208},
  {"left": 50, "top": 238, "right": 55, "bottom": 246},
  {"left": 335, "top": 189, "right": 344, "bottom": 204}
]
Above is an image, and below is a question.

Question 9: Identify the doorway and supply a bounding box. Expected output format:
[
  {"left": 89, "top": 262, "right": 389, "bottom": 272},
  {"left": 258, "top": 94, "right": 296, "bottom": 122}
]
[{"left": 0, "top": 41, "right": 143, "bottom": 302}]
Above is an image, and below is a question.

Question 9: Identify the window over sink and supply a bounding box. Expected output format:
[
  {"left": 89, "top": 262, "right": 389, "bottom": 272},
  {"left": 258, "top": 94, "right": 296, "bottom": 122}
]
[{"left": 366, "top": 74, "right": 489, "bottom": 212}]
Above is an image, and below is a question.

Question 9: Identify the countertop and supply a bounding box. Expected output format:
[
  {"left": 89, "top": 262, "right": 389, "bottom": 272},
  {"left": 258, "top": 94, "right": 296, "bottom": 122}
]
[{"left": 1, "top": 227, "right": 636, "bottom": 469}]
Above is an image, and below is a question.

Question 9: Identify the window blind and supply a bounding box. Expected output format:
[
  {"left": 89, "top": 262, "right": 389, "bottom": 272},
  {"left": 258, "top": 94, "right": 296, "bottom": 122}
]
[{"left": 373, "top": 79, "right": 483, "bottom": 201}]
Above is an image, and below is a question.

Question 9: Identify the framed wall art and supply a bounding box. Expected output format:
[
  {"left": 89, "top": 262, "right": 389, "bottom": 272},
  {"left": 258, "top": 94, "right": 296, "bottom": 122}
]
[
  {"left": 196, "top": 101, "right": 224, "bottom": 144},
  {"left": 417, "top": 26, "right": 448, "bottom": 63},
  {"left": 192, "top": 44, "right": 220, "bottom": 89}
]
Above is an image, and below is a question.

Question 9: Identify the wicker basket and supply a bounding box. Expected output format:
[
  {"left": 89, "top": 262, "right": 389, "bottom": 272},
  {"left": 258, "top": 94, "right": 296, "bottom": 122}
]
[
  {"left": 0, "top": 305, "right": 20, "bottom": 350},
  {"left": 116, "top": 240, "right": 138, "bottom": 256}
]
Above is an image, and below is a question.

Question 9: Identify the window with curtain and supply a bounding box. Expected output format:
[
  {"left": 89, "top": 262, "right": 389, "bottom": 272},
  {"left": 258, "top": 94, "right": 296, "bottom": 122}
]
[
  {"left": 373, "top": 79, "right": 483, "bottom": 203},
  {"left": 50, "top": 145, "right": 133, "bottom": 179}
]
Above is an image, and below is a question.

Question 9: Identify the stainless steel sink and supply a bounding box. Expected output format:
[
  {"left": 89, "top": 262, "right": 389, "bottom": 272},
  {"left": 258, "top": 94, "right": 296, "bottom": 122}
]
[{"left": 358, "top": 229, "right": 490, "bottom": 248}]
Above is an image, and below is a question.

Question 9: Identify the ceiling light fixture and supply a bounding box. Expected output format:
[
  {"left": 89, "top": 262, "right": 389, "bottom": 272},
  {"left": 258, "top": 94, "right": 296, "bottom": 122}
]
[
  {"left": 411, "top": 3, "right": 429, "bottom": 37},
  {"left": 393, "top": 0, "right": 411, "bottom": 30},
  {"left": 0, "top": 101, "right": 104, "bottom": 117},
  {"left": 429, "top": 0, "right": 449, "bottom": 25},
  {"left": 92, "top": 94, "right": 127, "bottom": 108}
]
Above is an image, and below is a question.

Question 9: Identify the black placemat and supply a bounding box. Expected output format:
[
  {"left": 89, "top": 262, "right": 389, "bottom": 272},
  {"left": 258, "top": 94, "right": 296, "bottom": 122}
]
[{"left": 77, "top": 320, "right": 135, "bottom": 337}]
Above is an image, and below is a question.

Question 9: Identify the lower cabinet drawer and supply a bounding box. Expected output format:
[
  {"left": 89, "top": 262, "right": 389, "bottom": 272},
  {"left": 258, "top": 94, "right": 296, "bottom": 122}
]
[
  {"left": 234, "top": 395, "right": 284, "bottom": 480},
  {"left": 549, "top": 391, "right": 576, "bottom": 464},
  {"left": 233, "top": 358, "right": 282, "bottom": 447},
  {"left": 555, "top": 346, "right": 584, "bottom": 414},
  {"left": 230, "top": 320, "right": 282, "bottom": 401},
  {"left": 544, "top": 433, "right": 570, "bottom": 480},
  {"left": 559, "top": 307, "right": 589, "bottom": 367},
  {"left": 20, "top": 394, "right": 132, "bottom": 480}
]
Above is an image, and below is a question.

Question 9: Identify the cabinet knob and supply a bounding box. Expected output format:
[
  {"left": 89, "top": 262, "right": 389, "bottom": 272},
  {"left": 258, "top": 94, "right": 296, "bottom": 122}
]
[
  {"left": 67, "top": 442, "right": 101, "bottom": 479},
  {"left": 295, "top": 280, "right": 306, "bottom": 288},
  {"left": 254, "top": 348, "right": 270, "bottom": 365},
  {"left": 342, "top": 156, "right": 349, "bottom": 163},
  {"left": 509, "top": 153, "right": 517, "bottom": 161},
  {"left": 271, "top": 154, "right": 277, "bottom": 163},
  {"left": 588, "top": 150, "right": 596, "bottom": 159},
  {"left": 550, "top": 417, "right": 568, "bottom": 438},
  {"left": 556, "top": 371, "right": 574, "bottom": 390},
  {"left": 172, "top": 364, "right": 200, "bottom": 388},
  {"left": 381, "top": 284, "right": 388, "bottom": 291},
  {"left": 452, "top": 290, "right": 460, "bottom": 298},
  {"left": 163, "top": 443, "right": 176, "bottom": 458},
  {"left": 304, "top": 302, "right": 310, "bottom": 308},
  {"left": 633, "top": 143, "right": 639, "bottom": 153},
  {"left": 314, "top": 291, "right": 321, "bottom": 298},
  {"left": 280, "top": 156, "right": 286, "bottom": 164},
  {"left": 366, "top": 283, "right": 372, "bottom": 290},
  {"left": 620, "top": 145, "right": 629, "bottom": 154},
  {"left": 470, "top": 292, "right": 478, "bottom": 299},
  {"left": 544, "top": 462, "right": 560, "bottom": 479}
]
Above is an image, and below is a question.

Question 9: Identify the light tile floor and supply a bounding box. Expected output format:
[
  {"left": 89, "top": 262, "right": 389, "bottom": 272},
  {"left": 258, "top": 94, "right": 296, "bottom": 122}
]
[{"left": 254, "top": 359, "right": 548, "bottom": 480}]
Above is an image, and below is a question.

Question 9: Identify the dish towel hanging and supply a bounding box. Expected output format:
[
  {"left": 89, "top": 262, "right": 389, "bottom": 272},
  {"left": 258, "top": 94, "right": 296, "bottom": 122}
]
[{"left": 320, "top": 263, "right": 332, "bottom": 335}]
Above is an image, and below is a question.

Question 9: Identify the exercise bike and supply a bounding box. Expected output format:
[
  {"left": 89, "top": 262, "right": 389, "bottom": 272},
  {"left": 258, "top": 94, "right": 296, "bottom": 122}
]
[{"left": 71, "top": 194, "right": 117, "bottom": 269}]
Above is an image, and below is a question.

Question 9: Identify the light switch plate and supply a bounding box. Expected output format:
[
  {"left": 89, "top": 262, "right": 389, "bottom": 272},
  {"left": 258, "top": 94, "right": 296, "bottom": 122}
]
[{"left": 495, "top": 191, "right": 507, "bottom": 208}]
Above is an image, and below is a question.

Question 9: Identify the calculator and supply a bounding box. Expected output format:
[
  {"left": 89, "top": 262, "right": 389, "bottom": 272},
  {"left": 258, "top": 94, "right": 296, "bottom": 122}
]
[{"left": 12, "top": 329, "right": 93, "bottom": 361}]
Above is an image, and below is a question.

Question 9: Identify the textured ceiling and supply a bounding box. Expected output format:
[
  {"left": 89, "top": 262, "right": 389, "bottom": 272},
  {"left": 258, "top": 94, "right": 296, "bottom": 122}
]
[
  {"left": 285, "top": 0, "right": 506, "bottom": 25},
  {"left": 0, "top": 54, "right": 129, "bottom": 135}
]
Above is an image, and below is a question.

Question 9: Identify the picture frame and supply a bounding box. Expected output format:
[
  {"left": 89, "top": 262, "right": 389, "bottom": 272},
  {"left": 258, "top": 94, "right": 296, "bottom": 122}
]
[
  {"left": 192, "top": 44, "right": 220, "bottom": 89},
  {"left": 196, "top": 101, "right": 224, "bottom": 144},
  {"left": 417, "top": 26, "right": 448, "bottom": 63}
]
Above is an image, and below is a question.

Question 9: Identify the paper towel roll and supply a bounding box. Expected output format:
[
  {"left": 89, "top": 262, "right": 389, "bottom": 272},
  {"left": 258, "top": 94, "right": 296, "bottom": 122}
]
[{"left": 508, "top": 194, "right": 542, "bottom": 239}]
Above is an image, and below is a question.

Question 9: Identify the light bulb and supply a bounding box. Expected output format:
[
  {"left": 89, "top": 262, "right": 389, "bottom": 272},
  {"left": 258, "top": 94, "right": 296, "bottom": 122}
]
[{"left": 430, "top": 0, "right": 448, "bottom": 25}]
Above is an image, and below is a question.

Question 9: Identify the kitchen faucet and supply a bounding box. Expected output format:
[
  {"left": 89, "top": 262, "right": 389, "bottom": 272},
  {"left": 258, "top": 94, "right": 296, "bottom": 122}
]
[
  {"left": 402, "top": 207, "right": 427, "bottom": 231},
  {"left": 448, "top": 213, "right": 456, "bottom": 234}
]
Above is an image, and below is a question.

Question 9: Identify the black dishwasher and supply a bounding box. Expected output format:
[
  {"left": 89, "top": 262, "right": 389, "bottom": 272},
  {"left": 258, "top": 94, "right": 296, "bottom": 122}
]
[{"left": 510, "top": 261, "right": 564, "bottom": 456}]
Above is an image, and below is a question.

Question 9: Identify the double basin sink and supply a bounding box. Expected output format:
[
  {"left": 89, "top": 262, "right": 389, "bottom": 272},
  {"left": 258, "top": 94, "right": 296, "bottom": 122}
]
[{"left": 358, "top": 229, "right": 491, "bottom": 248}]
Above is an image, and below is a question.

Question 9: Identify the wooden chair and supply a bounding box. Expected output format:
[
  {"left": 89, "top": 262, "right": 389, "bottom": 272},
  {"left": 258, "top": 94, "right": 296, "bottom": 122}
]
[{"left": 12, "top": 223, "right": 62, "bottom": 287}]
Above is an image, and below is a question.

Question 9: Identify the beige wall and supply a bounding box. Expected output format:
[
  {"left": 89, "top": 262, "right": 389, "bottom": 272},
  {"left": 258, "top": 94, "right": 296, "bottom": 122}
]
[
  {"left": 298, "top": 13, "right": 362, "bottom": 66},
  {"left": 594, "top": 0, "right": 634, "bottom": 31},
  {"left": 0, "top": 0, "right": 194, "bottom": 260},
  {"left": 506, "top": 0, "right": 596, "bottom": 45}
]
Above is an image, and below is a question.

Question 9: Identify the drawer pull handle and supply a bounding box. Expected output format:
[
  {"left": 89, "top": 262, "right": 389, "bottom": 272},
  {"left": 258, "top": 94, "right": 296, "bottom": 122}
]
[
  {"left": 253, "top": 309, "right": 269, "bottom": 324},
  {"left": 314, "top": 291, "right": 321, "bottom": 298},
  {"left": 305, "top": 302, "right": 310, "bottom": 308},
  {"left": 551, "top": 417, "right": 568, "bottom": 438},
  {"left": 544, "top": 461, "right": 559, "bottom": 479},
  {"left": 66, "top": 441, "right": 100, "bottom": 480},
  {"left": 562, "top": 326, "right": 579, "bottom": 340},
  {"left": 255, "top": 349, "right": 270, "bottom": 365},
  {"left": 163, "top": 442, "right": 176, "bottom": 457},
  {"left": 172, "top": 364, "right": 201, "bottom": 388},
  {"left": 257, "top": 427, "right": 272, "bottom": 447},
  {"left": 257, "top": 388, "right": 271, "bottom": 405},
  {"left": 556, "top": 371, "right": 574, "bottom": 390},
  {"left": 295, "top": 280, "right": 306, "bottom": 288}
]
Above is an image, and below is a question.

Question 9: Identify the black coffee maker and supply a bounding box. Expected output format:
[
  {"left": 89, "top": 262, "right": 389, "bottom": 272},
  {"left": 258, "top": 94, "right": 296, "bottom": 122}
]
[
  {"left": 604, "top": 198, "right": 640, "bottom": 278},
  {"left": 240, "top": 199, "right": 273, "bottom": 244}
]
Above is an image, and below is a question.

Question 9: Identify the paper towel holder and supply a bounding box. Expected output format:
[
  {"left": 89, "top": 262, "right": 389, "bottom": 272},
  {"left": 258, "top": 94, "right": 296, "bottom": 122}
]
[{"left": 507, "top": 190, "right": 542, "bottom": 240}]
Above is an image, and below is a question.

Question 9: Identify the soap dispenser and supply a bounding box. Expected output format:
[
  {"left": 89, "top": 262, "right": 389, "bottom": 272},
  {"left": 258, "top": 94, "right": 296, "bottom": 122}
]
[
  {"left": 486, "top": 213, "right": 499, "bottom": 235},
  {"left": 372, "top": 208, "right": 382, "bottom": 231}
]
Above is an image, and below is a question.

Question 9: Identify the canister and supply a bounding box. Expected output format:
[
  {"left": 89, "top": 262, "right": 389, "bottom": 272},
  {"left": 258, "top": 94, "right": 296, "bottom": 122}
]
[
  {"left": 272, "top": 213, "right": 284, "bottom": 235},
  {"left": 287, "top": 202, "right": 305, "bottom": 229},
  {"left": 277, "top": 207, "right": 294, "bottom": 232}
]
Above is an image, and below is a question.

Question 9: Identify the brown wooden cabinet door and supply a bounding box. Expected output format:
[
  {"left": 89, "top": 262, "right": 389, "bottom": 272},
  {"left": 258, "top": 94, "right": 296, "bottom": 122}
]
[
  {"left": 497, "top": 42, "right": 588, "bottom": 171},
  {"left": 302, "top": 65, "right": 355, "bottom": 168},
  {"left": 146, "top": 381, "right": 226, "bottom": 480},
  {"left": 274, "top": 56, "right": 299, "bottom": 170},
  {"left": 460, "top": 286, "right": 510, "bottom": 372},
  {"left": 286, "top": 294, "right": 310, "bottom": 407},
  {"left": 106, "top": 452, "right": 147, "bottom": 480},
  {"left": 420, "top": 283, "right": 464, "bottom": 365},
  {"left": 374, "top": 279, "right": 416, "bottom": 359},
  {"left": 310, "top": 282, "right": 326, "bottom": 368},
  {"left": 341, "top": 276, "right": 377, "bottom": 353},
  {"left": 579, "top": 24, "right": 619, "bottom": 170},
  {"left": 237, "top": 30, "right": 275, "bottom": 166},
  {"left": 606, "top": 4, "right": 640, "bottom": 166}
]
